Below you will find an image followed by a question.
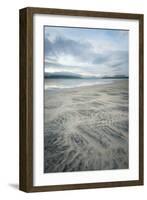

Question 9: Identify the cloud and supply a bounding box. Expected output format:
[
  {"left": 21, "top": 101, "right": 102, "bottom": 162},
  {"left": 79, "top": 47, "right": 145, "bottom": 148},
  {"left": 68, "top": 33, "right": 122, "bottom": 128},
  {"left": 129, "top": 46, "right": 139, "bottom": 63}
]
[
  {"left": 44, "top": 28, "right": 129, "bottom": 77},
  {"left": 45, "top": 35, "right": 92, "bottom": 61}
]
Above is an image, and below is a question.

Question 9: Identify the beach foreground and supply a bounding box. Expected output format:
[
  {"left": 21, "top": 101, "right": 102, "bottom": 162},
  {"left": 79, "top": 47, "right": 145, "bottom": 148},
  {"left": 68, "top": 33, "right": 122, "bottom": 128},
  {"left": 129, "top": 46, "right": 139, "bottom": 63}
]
[{"left": 44, "top": 80, "right": 129, "bottom": 173}]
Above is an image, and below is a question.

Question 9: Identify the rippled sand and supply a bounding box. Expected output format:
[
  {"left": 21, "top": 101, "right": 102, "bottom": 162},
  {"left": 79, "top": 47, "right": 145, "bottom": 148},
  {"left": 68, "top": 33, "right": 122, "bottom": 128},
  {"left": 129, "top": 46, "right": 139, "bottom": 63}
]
[{"left": 44, "top": 80, "right": 129, "bottom": 173}]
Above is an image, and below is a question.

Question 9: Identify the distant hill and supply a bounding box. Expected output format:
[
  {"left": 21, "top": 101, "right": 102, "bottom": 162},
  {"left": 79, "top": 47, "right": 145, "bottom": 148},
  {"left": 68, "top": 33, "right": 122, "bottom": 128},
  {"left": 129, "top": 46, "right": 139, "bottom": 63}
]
[
  {"left": 101, "top": 75, "right": 128, "bottom": 79},
  {"left": 45, "top": 72, "right": 82, "bottom": 79},
  {"left": 45, "top": 72, "right": 129, "bottom": 79}
]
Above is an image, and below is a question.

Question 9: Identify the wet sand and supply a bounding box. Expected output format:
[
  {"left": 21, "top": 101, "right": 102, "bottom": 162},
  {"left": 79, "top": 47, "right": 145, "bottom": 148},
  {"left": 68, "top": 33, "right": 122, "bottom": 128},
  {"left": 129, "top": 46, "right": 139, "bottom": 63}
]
[{"left": 44, "top": 80, "right": 129, "bottom": 173}]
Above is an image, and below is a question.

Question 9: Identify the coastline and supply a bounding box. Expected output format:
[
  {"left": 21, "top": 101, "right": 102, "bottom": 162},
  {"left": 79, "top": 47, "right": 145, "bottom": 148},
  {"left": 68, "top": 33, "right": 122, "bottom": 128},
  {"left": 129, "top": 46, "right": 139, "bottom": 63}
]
[{"left": 44, "top": 80, "right": 129, "bottom": 173}]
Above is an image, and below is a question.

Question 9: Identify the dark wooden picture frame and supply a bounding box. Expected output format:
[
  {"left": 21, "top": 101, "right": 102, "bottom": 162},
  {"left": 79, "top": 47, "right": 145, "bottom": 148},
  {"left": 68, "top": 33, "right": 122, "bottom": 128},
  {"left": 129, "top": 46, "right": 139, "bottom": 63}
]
[{"left": 19, "top": 7, "right": 144, "bottom": 192}]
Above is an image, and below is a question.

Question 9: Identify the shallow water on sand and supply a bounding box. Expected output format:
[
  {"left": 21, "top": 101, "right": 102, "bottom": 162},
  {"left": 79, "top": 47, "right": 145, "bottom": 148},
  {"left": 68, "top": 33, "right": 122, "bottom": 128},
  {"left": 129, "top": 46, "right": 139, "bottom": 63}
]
[{"left": 44, "top": 78, "right": 116, "bottom": 90}]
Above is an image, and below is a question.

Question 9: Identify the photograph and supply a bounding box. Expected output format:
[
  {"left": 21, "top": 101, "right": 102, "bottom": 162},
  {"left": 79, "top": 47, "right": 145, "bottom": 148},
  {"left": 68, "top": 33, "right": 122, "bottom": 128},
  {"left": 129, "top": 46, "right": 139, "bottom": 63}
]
[{"left": 44, "top": 26, "right": 129, "bottom": 173}]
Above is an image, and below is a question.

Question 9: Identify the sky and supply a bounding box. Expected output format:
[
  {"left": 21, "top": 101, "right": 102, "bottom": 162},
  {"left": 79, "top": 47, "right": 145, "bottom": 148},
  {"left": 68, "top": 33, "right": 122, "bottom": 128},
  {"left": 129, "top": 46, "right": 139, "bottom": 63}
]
[{"left": 44, "top": 26, "right": 129, "bottom": 77}]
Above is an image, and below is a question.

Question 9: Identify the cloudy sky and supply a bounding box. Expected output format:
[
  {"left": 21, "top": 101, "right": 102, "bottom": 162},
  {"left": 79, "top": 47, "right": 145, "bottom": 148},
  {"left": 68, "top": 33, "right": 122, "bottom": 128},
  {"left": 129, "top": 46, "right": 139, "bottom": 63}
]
[{"left": 44, "top": 26, "right": 129, "bottom": 77}]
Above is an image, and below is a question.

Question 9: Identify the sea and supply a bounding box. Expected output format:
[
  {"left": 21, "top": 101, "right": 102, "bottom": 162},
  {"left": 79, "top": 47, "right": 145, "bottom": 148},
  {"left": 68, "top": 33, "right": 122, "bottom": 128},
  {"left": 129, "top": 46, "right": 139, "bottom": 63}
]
[{"left": 44, "top": 78, "right": 117, "bottom": 90}]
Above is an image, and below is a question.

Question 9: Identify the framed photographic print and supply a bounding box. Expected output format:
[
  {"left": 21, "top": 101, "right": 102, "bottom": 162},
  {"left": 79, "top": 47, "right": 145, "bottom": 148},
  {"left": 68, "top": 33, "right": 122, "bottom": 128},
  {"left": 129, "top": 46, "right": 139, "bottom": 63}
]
[{"left": 19, "top": 7, "right": 144, "bottom": 192}]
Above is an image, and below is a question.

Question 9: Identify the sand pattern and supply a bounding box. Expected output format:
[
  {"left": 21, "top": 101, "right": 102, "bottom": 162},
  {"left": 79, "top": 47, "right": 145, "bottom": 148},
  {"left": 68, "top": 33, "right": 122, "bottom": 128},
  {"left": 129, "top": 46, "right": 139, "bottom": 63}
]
[{"left": 44, "top": 80, "right": 129, "bottom": 173}]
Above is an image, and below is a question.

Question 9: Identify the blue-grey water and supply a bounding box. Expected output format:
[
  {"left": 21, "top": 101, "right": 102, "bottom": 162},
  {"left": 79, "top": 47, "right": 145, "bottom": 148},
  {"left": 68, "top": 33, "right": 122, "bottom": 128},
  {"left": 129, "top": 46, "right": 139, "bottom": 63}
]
[{"left": 44, "top": 78, "right": 117, "bottom": 90}]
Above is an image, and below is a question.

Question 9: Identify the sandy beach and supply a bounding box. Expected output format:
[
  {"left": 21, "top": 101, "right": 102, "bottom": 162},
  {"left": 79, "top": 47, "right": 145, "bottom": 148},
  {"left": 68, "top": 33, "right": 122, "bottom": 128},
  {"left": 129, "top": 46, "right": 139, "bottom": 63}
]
[{"left": 44, "top": 80, "right": 129, "bottom": 173}]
